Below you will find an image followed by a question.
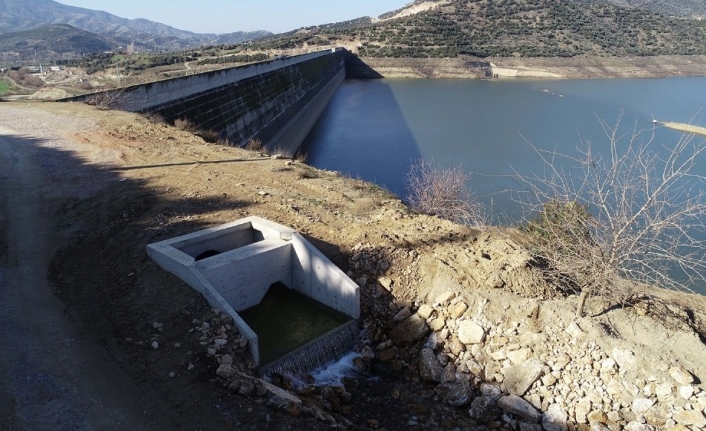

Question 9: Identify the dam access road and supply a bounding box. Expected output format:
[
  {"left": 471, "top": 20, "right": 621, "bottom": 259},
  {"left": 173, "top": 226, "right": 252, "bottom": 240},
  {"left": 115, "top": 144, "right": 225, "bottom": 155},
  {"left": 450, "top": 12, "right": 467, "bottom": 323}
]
[{"left": 1, "top": 101, "right": 705, "bottom": 430}]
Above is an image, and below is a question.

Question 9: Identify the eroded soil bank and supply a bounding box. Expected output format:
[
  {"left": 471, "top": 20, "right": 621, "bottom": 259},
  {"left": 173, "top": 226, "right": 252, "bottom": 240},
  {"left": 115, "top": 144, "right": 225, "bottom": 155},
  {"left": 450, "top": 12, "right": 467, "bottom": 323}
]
[{"left": 1, "top": 101, "right": 705, "bottom": 430}]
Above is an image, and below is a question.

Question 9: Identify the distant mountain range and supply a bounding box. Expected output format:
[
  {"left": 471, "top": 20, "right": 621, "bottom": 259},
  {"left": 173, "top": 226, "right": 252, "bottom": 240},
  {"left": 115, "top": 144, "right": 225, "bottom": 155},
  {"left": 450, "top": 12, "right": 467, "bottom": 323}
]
[
  {"left": 0, "top": 0, "right": 272, "bottom": 52},
  {"left": 0, "top": 24, "right": 113, "bottom": 59}
]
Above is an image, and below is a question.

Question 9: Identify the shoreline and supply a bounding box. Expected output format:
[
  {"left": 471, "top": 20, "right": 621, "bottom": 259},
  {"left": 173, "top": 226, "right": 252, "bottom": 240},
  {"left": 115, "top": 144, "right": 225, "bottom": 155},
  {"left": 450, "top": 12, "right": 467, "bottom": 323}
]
[
  {"left": 357, "top": 54, "right": 706, "bottom": 80},
  {"left": 662, "top": 121, "right": 706, "bottom": 137}
]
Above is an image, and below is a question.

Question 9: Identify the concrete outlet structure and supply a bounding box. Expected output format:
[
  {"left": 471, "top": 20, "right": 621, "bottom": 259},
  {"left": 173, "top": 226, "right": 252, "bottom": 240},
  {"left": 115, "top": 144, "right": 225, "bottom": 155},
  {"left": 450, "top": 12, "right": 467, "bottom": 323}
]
[{"left": 146, "top": 216, "right": 360, "bottom": 366}]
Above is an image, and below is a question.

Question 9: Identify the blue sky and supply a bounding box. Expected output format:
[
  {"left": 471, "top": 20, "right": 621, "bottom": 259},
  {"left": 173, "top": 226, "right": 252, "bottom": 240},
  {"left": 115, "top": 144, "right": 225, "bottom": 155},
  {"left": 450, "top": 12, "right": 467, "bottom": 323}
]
[{"left": 55, "top": 0, "right": 408, "bottom": 34}]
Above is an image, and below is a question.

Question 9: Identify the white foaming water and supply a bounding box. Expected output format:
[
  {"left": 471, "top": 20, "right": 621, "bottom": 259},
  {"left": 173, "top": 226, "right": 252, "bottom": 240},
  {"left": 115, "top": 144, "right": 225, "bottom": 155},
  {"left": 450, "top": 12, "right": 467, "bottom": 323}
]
[{"left": 310, "top": 352, "right": 363, "bottom": 387}]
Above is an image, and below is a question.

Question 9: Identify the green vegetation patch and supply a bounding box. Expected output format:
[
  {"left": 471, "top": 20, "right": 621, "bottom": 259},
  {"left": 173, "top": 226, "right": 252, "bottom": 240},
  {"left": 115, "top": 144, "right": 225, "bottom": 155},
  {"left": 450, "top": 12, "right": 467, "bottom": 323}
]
[{"left": 0, "top": 80, "right": 9, "bottom": 94}]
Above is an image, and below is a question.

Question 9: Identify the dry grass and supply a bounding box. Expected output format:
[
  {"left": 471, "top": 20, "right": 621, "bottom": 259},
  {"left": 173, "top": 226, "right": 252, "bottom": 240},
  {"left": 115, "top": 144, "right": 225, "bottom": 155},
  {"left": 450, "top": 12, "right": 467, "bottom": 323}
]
[
  {"left": 144, "top": 112, "right": 165, "bottom": 124},
  {"left": 245, "top": 138, "right": 263, "bottom": 151},
  {"left": 174, "top": 118, "right": 198, "bottom": 133},
  {"left": 297, "top": 167, "right": 319, "bottom": 179},
  {"left": 197, "top": 130, "right": 220, "bottom": 144},
  {"left": 295, "top": 151, "right": 308, "bottom": 163}
]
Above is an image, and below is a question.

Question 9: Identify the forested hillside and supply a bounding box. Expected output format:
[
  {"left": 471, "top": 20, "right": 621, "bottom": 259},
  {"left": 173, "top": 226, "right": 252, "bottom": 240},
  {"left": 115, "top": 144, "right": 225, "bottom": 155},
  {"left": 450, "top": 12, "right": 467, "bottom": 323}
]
[
  {"left": 252, "top": 0, "right": 706, "bottom": 58},
  {"left": 588, "top": 0, "right": 706, "bottom": 18},
  {"left": 0, "top": 24, "right": 113, "bottom": 57}
]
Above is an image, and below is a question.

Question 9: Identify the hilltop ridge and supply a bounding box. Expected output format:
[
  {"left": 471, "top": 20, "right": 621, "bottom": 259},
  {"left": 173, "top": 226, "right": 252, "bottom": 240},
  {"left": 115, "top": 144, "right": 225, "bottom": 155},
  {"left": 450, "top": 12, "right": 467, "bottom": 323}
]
[{"left": 251, "top": 0, "right": 706, "bottom": 58}]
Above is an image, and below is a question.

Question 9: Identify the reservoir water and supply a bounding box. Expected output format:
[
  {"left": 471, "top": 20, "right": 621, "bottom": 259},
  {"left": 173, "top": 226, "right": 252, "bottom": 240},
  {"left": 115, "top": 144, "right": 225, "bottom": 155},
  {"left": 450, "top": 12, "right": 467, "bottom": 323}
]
[
  {"left": 300, "top": 77, "right": 706, "bottom": 218},
  {"left": 300, "top": 77, "right": 706, "bottom": 294}
]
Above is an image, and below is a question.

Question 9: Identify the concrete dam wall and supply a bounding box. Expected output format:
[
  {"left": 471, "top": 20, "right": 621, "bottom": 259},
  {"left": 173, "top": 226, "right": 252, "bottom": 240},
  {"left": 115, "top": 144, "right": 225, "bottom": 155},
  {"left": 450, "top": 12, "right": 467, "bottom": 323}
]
[{"left": 70, "top": 48, "right": 354, "bottom": 154}]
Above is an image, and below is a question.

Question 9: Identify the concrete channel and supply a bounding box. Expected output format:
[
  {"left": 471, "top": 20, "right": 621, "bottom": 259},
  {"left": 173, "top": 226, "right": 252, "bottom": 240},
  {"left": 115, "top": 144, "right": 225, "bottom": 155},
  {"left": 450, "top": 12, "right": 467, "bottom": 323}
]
[{"left": 146, "top": 216, "right": 360, "bottom": 369}]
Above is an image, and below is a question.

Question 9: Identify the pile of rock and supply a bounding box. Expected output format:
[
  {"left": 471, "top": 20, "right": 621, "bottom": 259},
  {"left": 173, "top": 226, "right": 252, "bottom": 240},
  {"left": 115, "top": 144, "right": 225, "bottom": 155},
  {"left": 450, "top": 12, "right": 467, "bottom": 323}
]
[
  {"left": 188, "top": 309, "right": 250, "bottom": 363},
  {"left": 195, "top": 309, "right": 351, "bottom": 424},
  {"left": 377, "top": 290, "right": 706, "bottom": 430}
]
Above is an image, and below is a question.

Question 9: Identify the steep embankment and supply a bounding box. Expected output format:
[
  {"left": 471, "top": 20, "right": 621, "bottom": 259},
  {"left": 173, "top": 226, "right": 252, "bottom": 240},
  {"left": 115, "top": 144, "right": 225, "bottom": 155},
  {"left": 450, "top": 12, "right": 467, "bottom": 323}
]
[{"left": 1, "top": 102, "right": 705, "bottom": 429}]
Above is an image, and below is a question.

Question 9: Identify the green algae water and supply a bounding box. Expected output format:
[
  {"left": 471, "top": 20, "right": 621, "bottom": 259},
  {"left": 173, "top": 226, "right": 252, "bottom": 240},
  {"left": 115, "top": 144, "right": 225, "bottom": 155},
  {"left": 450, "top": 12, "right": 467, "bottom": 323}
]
[{"left": 239, "top": 282, "right": 350, "bottom": 366}]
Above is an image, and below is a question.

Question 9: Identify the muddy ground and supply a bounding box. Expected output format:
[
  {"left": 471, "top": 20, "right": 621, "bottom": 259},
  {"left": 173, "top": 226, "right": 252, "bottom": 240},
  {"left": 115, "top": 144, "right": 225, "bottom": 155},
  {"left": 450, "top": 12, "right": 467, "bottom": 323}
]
[{"left": 1, "top": 101, "right": 705, "bottom": 430}]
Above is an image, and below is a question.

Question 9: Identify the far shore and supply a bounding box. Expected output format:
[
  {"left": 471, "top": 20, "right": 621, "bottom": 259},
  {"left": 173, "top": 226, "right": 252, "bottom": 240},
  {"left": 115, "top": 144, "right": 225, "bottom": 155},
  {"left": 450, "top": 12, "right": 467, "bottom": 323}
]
[{"left": 357, "top": 54, "right": 706, "bottom": 80}]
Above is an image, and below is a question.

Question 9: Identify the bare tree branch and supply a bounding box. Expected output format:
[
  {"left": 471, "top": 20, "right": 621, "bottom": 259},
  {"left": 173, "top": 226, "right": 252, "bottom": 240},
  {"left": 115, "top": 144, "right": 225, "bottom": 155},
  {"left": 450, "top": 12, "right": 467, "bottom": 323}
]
[
  {"left": 515, "top": 116, "right": 706, "bottom": 315},
  {"left": 406, "top": 159, "right": 488, "bottom": 227}
]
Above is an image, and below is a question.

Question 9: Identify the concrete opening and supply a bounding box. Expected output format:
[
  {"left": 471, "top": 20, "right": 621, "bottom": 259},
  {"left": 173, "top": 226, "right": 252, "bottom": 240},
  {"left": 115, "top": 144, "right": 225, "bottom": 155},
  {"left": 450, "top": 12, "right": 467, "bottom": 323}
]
[
  {"left": 146, "top": 216, "right": 360, "bottom": 372},
  {"left": 195, "top": 250, "right": 221, "bottom": 261},
  {"left": 174, "top": 223, "right": 266, "bottom": 259}
]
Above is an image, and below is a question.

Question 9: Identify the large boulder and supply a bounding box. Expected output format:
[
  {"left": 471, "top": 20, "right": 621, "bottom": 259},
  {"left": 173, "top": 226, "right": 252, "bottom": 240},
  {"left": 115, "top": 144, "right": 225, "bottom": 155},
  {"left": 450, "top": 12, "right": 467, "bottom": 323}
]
[
  {"left": 434, "top": 380, "right": 472, "bottom": 406},
  {"left": 457, "top": 320, "right": 485, "bottom": 345},
  {"left": 497, "top": 395, "right": 541, "bottom": 423},
  {"left": 389, "top": 314, "right": 429, "bottom": 346},
  {"left": 468, "top": 396, "right": 501, "bottom": 422},
  {"left": 419, "top": 348, "right": 443, "bottom": 382},
  {"left": 504, "top": 359, "right": 544, "bottom": 396}
]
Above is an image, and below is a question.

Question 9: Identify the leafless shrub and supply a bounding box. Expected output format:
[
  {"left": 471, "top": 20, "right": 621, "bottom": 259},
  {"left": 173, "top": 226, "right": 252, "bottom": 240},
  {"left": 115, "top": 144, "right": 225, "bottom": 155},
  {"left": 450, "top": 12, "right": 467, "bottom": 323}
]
[
  {"left": 197, "top": 129, "right": 220, "bottom": 143},
  {"left": 7, "top": 68, "right": 44, "bottom": 88},
  {"left": 23, "top": 75, "right": 44, "bottom": 88},
  {"left": 516, "top": 115, "right": 706, "bottom": 316},
  {"left": 144, "top": 112, "right": 165, "bottom": 124},
  {"left": 245, "top": 138, "right": 263, "bottom": 151},
  {"left": 297, "top": 168, "right": 318, "bottom": 179},
  {"left": 85, "top": 88, "right": 132, "bottom": 110},
  {"left": 217, "top": 137, "right": 234, "bottom": 146},
  {"left": 406, "top": 159, "right": 487, "bottom": 227},
  {"left": 174, "top": 118, "right": 198, "bottom": 133},
  {"left": 295, "top": 150, "right": 308, "bottom": 164}
]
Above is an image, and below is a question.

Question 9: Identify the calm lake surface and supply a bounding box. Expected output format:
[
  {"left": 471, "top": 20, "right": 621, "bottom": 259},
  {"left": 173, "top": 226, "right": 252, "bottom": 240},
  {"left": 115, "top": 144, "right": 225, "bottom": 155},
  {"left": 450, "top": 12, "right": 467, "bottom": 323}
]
[
  {"left": 300, "top": 77, "right": 706, "bottom": 294},
  {"left": 300, "top": 77, "right": 706, "bottom": 218}
]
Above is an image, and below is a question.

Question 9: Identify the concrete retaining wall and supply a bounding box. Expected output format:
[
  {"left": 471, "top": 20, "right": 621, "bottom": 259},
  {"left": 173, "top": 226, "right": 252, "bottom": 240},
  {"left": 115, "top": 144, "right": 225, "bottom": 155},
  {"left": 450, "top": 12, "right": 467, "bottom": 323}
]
[
  {"left": 196, "top": 238, "right": 294, "bottom": 311},
  {"left": 291, "top": 233, "right": 360, "bottom": 319}
]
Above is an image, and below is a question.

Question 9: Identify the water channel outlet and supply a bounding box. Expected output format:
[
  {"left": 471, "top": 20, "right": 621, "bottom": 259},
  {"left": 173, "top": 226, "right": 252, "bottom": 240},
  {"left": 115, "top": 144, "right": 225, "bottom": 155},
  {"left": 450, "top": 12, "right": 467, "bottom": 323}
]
[{"left": 146, "top": 216, "right": 360, "bottom": 374}]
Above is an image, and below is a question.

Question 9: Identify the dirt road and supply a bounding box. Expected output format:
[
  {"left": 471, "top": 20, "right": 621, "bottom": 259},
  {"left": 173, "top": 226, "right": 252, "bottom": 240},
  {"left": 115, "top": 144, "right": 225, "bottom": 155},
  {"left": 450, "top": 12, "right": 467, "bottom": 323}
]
[{"left": 0, "top": 114, "right": 143, "bottom": 429}]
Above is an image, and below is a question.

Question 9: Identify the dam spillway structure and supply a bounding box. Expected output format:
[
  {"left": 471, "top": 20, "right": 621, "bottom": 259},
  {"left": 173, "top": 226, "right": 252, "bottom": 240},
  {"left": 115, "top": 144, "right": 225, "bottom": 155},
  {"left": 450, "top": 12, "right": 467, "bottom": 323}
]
[
  {"left": 64, "top": 48, "right": 352, "bottom": 156},
  {"left": 62, "top": 47, "right": 382, "bottom": 155},
  {"left": 146, "top": 216, "right": 360, "bottom": 374}
]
